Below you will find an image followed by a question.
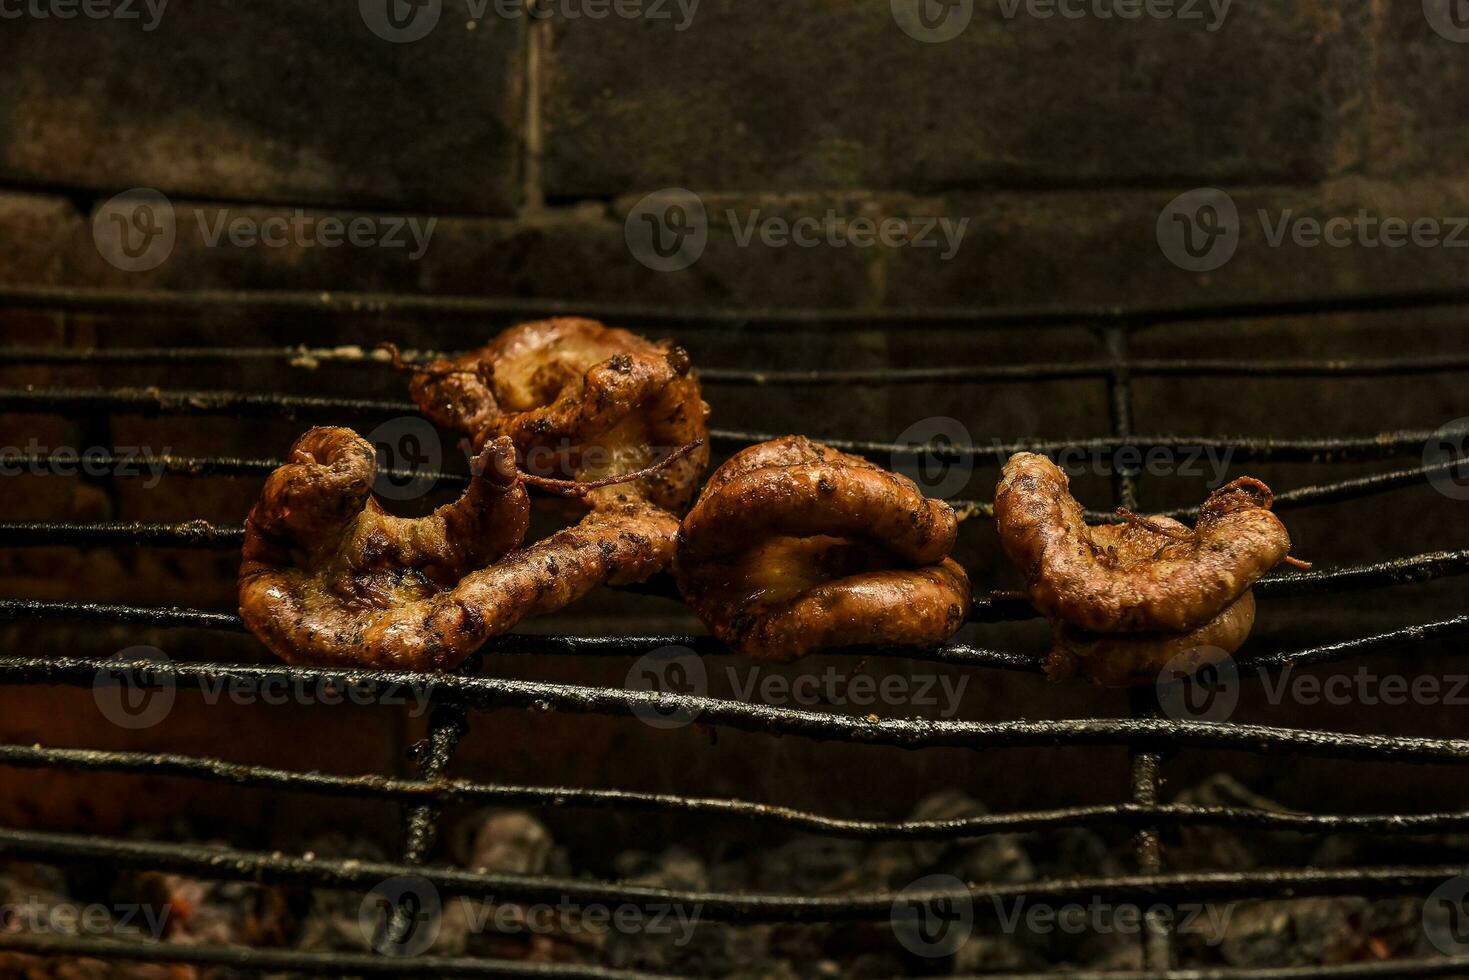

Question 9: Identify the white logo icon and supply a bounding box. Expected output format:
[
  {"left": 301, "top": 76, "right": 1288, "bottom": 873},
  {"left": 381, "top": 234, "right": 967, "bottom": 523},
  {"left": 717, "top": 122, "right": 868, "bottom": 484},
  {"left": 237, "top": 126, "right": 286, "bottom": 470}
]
[
  {"left": 891, "top": 0, "right": 973, "bottom": 43},
  {"left": 93, "top": 645, "right": 176, "bottom": 730},
  {"left": 1157, "top": 188, "right": 1239, "bottom": 272},
  {"left": 360, "top": 0, "right": 443, "bottom": 42},
  {"left": 94, "top": 189, "right": 176, "bottom": 273},
  {"left": 626, "top": 645, "right": 707, "bottom": 729},
  {"left": 624, "top": 188, "right": 708, "bottom": 272}
]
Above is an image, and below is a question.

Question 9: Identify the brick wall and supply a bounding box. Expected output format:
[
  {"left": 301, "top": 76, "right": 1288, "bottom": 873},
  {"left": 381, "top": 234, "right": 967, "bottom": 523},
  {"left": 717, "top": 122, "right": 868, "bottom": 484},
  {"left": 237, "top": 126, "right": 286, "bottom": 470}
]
[{"left": 0, "top": 1, "right": 1465, "bottom": 307}]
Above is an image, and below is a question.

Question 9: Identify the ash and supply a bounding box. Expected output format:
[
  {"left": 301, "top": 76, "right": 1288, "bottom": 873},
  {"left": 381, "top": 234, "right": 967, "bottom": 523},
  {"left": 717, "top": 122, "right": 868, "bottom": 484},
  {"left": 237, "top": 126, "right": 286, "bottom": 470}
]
[{"left": 0, "top": 777, "right": 1456, "bottom": 977}]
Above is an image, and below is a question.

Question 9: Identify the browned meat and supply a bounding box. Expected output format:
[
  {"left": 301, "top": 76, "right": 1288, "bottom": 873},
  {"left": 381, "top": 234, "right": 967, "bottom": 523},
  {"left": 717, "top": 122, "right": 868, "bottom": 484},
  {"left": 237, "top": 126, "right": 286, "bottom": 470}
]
[
  {"left": 675, "top": 436, "right": 971, "bottom": 662},
  {"left": 1045, "top": 591, "right": 1256, "bottom": 687},
  {"left": 239, "top": 427, "right": 676, "bottom": 670},
  {"left": 993, "top": 452, "right": 1299, "bottom": 685},
  {"left": 994, "top": 452, "right": 1291, "bottom": 634},
  {"left": 404, "top": 317, "right": 710, "bottom": 512}
]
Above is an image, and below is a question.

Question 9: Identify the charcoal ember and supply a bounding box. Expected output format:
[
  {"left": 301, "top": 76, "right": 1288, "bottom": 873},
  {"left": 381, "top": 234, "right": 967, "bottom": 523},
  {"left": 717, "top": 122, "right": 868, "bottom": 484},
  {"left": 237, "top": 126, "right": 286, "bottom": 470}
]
[
  {"left": 133, "top": 872, "right": 296, "bottom": 948},
  {"left": 738, "top": 836, "right": 866, "bottom": 894},
  {"left": 450, "top": 808, "right": 588, "bottom": 961},
  {"left": 952, "top": 933, "right": 1047, "bottom": 974},
  {"left": 1354, "top": 897, "right": 1428, "bottom": 962},
  {"left": 864, "top": 790, "right": 1035, "bottom": 892},
  {"left": 0, "top": 954, "right": 120, "bottom": 980},
  {"left": 458, "top": 810, "right": 560, "bottom": 876},
  {"left": 602, "top": 845, "right": 719, "bottom": 972},
  {"left": 0, "top": 862, "right": 179, "bottom": 980},
  {"left": 1185, "top": 897, "right": 1373, "bottom": 967},
  {"left": 290, "top": 832, "right": 478, "bottom": 958},
  {"left": 1311, "top": 830, "right": 1469, "bottom": 870},
  {"left": 450, "top": 811, "right": 598, "bottom": 965},
  {"left": 1169, "top": 774, "right": 1306, "bottom": 871},
  {"left": 613, "top": 845, "right": 708, "bottom": 891}
]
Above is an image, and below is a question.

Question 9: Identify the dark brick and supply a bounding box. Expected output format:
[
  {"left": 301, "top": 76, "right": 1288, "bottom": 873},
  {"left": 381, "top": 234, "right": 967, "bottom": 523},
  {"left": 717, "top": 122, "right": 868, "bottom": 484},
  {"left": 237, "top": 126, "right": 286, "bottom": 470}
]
[
  {"left": 49, "top": 193, "right": 880, "bottom": 308},
  {"left": 883, "top": 177, "right": 1469, "bottom": 309},
  {"left": 0, "top": 191, "right": 80, "bottom": 284},
  {"left": 1367, "top": 1, "right": 1469, "bottom": 177},
  {"left": 543, "top": 0, "right": 1366, "bottom": 198},
  {"left": 0, "top": 0, "right": 524, "bottom": 214}
]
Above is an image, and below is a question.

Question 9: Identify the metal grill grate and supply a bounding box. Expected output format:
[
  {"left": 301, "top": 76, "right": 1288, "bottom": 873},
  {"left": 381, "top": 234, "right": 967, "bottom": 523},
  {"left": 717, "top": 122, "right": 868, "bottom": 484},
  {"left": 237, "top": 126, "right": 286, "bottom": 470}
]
[{"left": 0, "top": 285, "right": 1467, "bottom": 977}]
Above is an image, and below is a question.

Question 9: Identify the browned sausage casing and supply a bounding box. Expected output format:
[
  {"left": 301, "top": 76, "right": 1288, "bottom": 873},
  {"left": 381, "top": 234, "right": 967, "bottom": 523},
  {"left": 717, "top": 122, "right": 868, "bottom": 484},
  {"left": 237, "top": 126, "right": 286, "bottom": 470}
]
[
  {"left": 239, "top": 427, "right": 676, "bottom": 670},
  {"left": 994, "top": 452, "right": 1290, "bottom": 634},
  {"left": 675, "top": 436, "right": 971, "bottom": 662},
  {"left": 1046, "top": 591, "right": 1256, "bottom": 687},
  {"left": 408, "top": 318, "right": 710, "bottom": 512}
]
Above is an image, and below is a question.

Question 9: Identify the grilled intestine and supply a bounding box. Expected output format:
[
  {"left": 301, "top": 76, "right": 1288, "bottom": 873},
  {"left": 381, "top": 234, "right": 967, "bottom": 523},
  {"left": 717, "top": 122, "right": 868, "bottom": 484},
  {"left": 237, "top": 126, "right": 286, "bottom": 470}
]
[
  {"left": 993, "top": 452, "right": 1299, "bottom": 685},
  {"left": 674, "top": 436, "right": 971, "bottom": 662},
  {"left": 402, "top": 317, "right": 710, "bottom": 513},
  {"left": 238, "top": 427, "right": 677, "bottom": 670}
]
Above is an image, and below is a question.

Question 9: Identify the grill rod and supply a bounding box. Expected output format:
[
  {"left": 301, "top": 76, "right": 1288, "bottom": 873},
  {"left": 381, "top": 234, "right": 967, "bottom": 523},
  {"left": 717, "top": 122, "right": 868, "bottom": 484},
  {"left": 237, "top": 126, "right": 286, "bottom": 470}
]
[
  {"left": 1, "top": 824, "right": 1466, "bottom": 922},
  {"left": 1, "top": 605, "right": 1463, "bottom": 677},
  {"left": 7, "top": 454, "right": 1469, "bottom": 529},
  {"left": 7, "top": 651, "right": 1469, "bottom": 760},
  {"left": 4, "top": 934, "right": 1469, "bottom": 980},
  {"left": 6, "top": 456, "right": 1468, "bottom": 545},
  {"left": 7, "top": 343, "right": 1469, "bottom": 382},
  {"left": 1, "top": 543, "right": 1461, "bottom": 627},
  {"left": 0, "top": 385, "right": 1458, "bottom": 463},
  {"left": 6, "top": 282, "right": 1469, "bottom": 327},
  {"left": 5, "top": 743, "right": 1469, "bottom": 839}
]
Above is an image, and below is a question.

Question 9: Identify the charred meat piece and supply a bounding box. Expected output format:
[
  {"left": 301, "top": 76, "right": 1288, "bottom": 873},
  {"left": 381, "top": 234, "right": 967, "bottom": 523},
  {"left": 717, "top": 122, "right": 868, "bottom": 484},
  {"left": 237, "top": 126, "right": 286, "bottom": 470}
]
[
  {"left": 239, "top": 427, "right": 676, "bottom": 670},
  {"left": 994, "top": 452, "right": 1297, "bottom": 685},
  {"left": 995, "top": 452, "right": 1290, "bottom": 634},
  {"left": 405, "top": 318, "right": 710, "bottom": 512},
  {"left": 675, "top": 436, "right": 971, "bottom": 662},
  {"left": 1045, "top": 591, "right": 1256, "bottom": 687}
]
